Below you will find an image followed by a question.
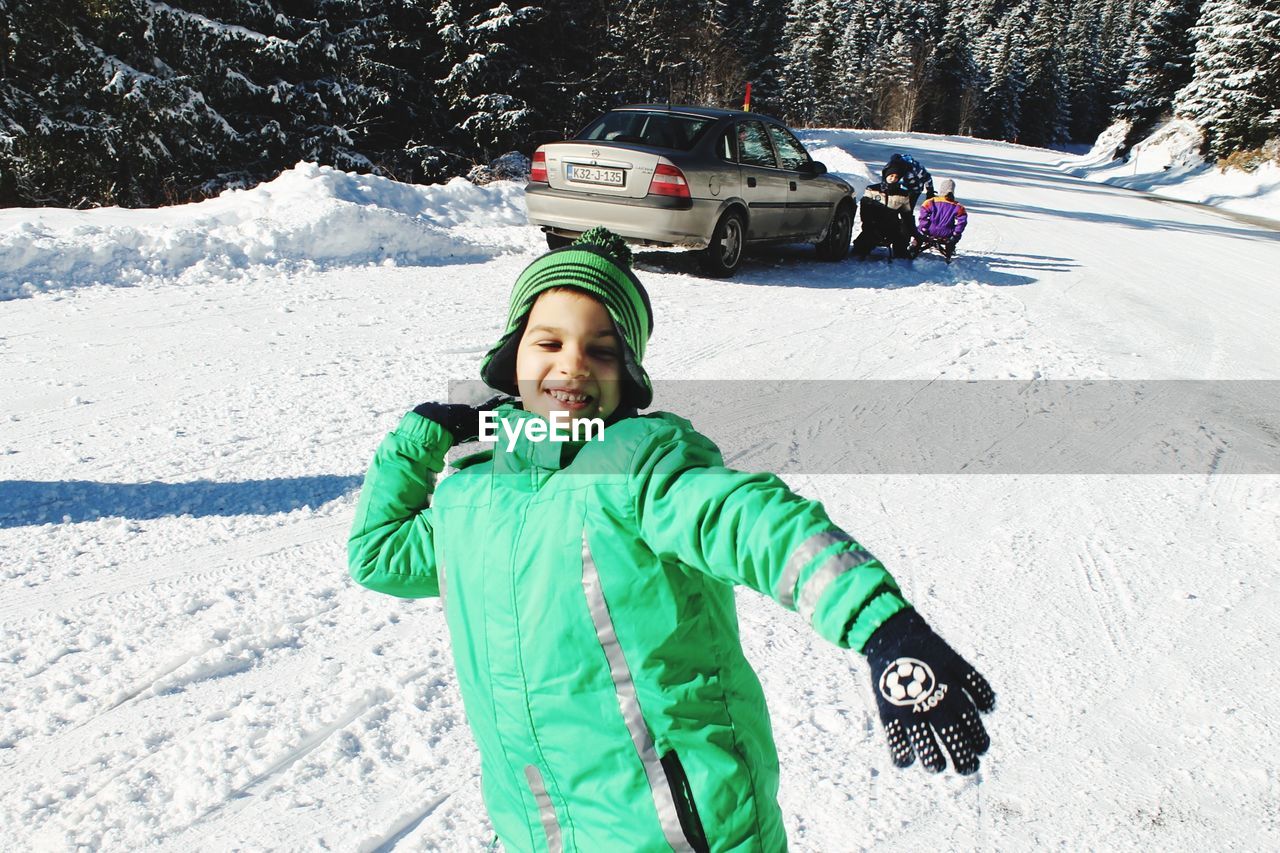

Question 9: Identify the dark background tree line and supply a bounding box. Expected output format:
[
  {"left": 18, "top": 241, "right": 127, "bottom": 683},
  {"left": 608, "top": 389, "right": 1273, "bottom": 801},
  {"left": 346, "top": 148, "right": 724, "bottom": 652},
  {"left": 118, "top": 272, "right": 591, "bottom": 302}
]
[{"left": 0, "top": 0, "right": 1275, "bottom": 208}]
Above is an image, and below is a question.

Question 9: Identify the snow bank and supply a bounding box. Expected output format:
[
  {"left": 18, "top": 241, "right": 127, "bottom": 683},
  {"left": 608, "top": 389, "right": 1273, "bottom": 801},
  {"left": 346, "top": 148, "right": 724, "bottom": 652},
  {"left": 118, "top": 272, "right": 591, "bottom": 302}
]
[
  {"left": 795, "top": 132, "right": 877, "bottom": 193},
  {"left": 0, "top": 163, "right": 543, "bottom": 300},
  {"left": 1069, "top": 119, "right": 1280, "bottom": 220}
]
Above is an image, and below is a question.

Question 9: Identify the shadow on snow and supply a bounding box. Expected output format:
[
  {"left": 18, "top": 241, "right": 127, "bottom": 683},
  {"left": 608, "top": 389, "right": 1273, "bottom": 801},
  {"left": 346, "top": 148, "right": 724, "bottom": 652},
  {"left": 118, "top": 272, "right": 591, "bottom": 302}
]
[
  {"left": 0, "top": 475, "right": 362, "bottom": 528},
  {"left": 635, "top": 245, "right": 1062, "bottom": 288}
]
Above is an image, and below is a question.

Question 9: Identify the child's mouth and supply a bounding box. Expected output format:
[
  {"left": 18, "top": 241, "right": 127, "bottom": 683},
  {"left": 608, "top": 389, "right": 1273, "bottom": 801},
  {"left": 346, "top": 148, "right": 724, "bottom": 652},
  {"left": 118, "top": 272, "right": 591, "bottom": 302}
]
[{"left": 545, "top": 387, "right": 593, "bottom": 411}]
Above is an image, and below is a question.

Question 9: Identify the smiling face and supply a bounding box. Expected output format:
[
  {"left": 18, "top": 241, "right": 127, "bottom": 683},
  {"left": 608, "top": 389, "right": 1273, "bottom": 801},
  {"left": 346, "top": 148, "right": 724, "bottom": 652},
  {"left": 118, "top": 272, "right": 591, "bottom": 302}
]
[{"left": 515, "top": 288, "right": 623, "bottom": 423}]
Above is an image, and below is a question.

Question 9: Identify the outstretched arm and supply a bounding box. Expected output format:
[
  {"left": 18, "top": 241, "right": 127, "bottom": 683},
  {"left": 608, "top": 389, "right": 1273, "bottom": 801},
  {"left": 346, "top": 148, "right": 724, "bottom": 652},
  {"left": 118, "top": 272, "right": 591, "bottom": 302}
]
[
  {"left": 628, "top": 420, "right": 906, "bottom": 650},
  {"left": 629, "top": 418, "right": 996, "bottom": 774}
]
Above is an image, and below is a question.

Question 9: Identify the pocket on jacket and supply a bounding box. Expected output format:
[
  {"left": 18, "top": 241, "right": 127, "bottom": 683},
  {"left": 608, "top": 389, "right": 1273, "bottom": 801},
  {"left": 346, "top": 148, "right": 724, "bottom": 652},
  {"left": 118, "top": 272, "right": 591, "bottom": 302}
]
[{"left": 660, "top": 750, "right": 710, "bottom": 853}]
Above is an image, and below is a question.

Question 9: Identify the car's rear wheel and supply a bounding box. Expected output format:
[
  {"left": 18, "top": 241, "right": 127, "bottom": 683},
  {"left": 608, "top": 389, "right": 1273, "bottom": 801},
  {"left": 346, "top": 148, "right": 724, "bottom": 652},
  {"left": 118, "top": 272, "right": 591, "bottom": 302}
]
[
  {"left": 815, "top": 202, "right": 854, "bottom": 261},
  {"left": 700, "top": 211, "right": 745, "bottom": 278},
  {"left": 545, "top": 232, "right": 573, "bottom": 250}
]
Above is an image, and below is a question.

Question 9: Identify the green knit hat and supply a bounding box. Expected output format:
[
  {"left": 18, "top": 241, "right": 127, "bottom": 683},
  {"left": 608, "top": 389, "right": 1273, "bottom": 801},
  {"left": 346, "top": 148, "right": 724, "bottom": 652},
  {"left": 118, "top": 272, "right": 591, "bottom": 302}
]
[{"left": 480, "top": 227, "right": 655, "bottom": 408}]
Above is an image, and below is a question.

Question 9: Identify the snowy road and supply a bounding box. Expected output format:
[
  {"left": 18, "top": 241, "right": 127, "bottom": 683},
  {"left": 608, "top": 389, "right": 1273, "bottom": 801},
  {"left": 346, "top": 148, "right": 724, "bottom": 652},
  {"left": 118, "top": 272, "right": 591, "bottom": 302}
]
[{"left": 2, "top": 131, "right": 1278, "bottom": 851}]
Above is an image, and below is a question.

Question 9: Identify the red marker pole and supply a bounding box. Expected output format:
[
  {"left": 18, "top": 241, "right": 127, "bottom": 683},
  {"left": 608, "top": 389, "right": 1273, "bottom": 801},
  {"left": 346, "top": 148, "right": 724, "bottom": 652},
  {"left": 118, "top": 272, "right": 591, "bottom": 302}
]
[{"left": 743, "top": 82, "right": 752, "bottom": 112}]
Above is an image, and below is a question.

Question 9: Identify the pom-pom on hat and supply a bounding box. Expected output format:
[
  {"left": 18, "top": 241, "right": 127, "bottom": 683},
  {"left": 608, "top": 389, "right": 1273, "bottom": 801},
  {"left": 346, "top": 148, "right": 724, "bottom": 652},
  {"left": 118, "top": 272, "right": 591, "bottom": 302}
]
[{"left": 480, "top": 227, "right": 655, "bottom": 408}]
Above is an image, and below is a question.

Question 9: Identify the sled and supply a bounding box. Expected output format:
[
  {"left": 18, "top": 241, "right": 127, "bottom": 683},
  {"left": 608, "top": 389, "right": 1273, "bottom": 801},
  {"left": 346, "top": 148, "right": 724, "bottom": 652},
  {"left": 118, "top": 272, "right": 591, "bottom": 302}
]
[{"left": 909, "top": 234, "right": 957, "bottom": 264}]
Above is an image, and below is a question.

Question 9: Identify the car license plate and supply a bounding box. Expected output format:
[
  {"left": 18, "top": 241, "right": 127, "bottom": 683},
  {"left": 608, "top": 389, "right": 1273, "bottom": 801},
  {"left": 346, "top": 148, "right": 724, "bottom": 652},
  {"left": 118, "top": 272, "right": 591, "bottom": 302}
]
[{"left": 566, "top": 164, "right": 624, "bottom": 186}]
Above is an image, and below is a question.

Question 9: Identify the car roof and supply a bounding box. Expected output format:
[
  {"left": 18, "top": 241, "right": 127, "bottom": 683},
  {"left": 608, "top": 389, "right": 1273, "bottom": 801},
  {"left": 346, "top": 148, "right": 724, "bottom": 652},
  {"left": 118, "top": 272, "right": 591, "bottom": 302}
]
[{"left": 612, "top": 103, "right": 783, "bottom": 123}]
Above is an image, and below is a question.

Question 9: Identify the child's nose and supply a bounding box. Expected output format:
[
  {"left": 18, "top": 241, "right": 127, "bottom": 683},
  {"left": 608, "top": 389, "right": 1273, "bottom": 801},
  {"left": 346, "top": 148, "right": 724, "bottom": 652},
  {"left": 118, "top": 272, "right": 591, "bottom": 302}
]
[{"left": 557, "top": 346, "right": 589, "bottom": 376}]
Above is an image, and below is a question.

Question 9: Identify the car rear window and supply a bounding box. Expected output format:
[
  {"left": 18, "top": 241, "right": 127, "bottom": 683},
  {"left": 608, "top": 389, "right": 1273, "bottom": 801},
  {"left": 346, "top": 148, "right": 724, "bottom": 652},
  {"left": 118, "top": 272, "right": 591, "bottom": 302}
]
[{"left": 576, "top": 111, "right": 714, "bottom": 151}]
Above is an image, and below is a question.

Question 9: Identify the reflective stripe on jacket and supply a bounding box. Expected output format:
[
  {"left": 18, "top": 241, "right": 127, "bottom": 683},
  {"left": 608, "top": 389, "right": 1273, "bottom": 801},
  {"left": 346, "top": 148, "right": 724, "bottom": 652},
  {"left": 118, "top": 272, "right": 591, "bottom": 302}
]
[{"left": 349, "top": 405, "right": 909, "bottom": 852}]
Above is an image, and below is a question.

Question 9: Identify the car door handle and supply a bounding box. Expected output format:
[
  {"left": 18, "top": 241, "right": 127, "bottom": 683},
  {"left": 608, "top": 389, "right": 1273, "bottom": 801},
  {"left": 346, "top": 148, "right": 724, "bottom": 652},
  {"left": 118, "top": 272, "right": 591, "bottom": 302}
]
[
  {"left": 747, "top": 177, "right": 757, "bottom": 188},
  {"left": 790, "top": 181, "right": 797, "bottom": 191}
]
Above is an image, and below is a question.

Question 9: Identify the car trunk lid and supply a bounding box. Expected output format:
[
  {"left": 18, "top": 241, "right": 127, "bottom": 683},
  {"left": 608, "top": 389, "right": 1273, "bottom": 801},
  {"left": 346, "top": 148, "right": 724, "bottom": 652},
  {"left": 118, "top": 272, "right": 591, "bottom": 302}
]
[{"left": 539, "top": 143, "right": 664, "bottom": 200}]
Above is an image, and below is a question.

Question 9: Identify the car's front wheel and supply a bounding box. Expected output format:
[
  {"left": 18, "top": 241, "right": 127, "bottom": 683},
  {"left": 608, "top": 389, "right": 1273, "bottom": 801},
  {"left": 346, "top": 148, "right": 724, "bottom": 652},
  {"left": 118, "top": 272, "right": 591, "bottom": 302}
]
[
  {"left": 700, "top": 210, "right": 745, "bottom": 278},
  {"left": 545, "top": 232, "right": 573, "bottom": 250},
  {"left": 815, "top": 202, "right": 854, "bottom": 261}
]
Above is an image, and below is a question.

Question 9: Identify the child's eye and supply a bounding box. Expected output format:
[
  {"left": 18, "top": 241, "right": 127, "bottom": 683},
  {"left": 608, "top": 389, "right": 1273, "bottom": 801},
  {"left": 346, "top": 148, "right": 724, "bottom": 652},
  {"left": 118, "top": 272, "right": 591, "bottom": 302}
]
[
  {"left": 591, "top": 347, "right": 619, "bottom": 360},
  {"left": 537, "top": 340, "right": 561, "bottom": 350}
]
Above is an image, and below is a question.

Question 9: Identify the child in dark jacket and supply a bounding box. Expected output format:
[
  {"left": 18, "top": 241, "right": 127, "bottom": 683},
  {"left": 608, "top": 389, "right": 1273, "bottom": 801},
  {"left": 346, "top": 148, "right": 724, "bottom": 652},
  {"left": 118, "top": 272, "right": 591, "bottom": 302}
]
[
  {"left": 912, "top": 178, "right": 968, "bottom": 260},
  {"left": 348, "top": 228, "right": 995, "bottom": 851},
  {"left": 852, "top": 163, "right": 916, "bottom": 260}
]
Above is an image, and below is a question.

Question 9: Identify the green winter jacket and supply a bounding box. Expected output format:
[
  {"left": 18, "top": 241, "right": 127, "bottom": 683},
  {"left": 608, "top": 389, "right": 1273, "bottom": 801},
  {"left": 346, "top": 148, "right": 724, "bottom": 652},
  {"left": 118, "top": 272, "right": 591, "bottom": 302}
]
[{"left": 348, "top": 405, "right": 909, "bottom": 852}]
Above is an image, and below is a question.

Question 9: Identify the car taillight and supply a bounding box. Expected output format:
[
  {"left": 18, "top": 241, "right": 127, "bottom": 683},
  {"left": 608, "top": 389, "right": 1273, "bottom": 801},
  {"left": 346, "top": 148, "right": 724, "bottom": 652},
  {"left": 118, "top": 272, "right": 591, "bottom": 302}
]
[
  {"left": 530, "top": 149, "right": 547, "bottom": 183},
  {"left": 648, "top": 162, "right": 689, "bottom": 198}
]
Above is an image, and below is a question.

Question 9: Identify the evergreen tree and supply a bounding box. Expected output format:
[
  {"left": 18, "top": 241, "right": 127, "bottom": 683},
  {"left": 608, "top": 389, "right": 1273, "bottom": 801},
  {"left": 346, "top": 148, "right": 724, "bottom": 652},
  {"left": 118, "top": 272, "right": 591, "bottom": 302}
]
[
  {"left": 740, "top": 0, "right": 791, "bottom": 113},
  {"left": 1063, "top": 0, "right": 1106, "bottom": 141},
  {"left": 780, "top": 0, "right": 830, "bottom": 124},
  {"left": 1114, "top": 0, "right": 1204, "bottom": 136},
  {"left": 831, "top": 0, "right": 878, "bottom": 127},
  {"left": 0, "top": 0, "right": 245, "bottom": 207},
  {"left": 921, "top": 0, "right": 980, "bottom": 135},
  {"left": 1174, "top": 0, "right": 1280, "bottom": 158},
  {"left": 434, "top": 1, "right": 546, "bottom": 160},
  {"left": 0, "top": 0, "right": 462, "bottom": 206},
  {"left": 975, "top": 1, "right": 1028, "bottom": 142},
  {"left": 1018, "top": 0, "right": 1070, "bottom": 147}
]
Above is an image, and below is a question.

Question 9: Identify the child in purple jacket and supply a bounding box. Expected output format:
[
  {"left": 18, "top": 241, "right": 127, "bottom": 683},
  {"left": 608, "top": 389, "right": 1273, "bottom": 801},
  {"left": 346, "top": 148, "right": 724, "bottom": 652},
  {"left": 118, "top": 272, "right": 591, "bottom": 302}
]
[{"left": 912, "top": 178, "right": 968, "bottom": 260}]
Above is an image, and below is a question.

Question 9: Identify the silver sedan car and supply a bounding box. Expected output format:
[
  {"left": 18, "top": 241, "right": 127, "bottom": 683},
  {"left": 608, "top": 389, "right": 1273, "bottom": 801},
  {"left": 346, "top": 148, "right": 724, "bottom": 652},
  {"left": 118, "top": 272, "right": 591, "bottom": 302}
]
[{"left": 524, "top": 105, "right": 856, "bottom": 277}]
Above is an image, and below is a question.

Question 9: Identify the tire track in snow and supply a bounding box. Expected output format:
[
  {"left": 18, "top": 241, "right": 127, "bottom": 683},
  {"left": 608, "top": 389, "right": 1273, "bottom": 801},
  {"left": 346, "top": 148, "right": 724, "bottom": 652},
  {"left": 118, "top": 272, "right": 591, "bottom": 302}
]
[
  {"left": 0, "top": 513, "right": 346, "bottom": 625},
  {"left": 0, "top": 592, "right": 347, "bottom": 773},
  {"left": 3, "top": 609, "right": 450, "bottom": 849},
  {"left": 168, "top": 658, "right": 453, "bottom": 847},
  {"left": 363, "top": 791, "right": 455, "bottom": 853},
  {"left": 1073, "top": 538, "right": 1134, "bottom": 655}
]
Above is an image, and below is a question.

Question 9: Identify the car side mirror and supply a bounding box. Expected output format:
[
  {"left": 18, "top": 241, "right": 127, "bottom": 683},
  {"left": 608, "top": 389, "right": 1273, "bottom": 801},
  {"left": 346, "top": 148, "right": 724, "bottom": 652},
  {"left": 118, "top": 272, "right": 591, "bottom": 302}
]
[{"left": 802, "top": 160, "right": 827, "bottom": 176}]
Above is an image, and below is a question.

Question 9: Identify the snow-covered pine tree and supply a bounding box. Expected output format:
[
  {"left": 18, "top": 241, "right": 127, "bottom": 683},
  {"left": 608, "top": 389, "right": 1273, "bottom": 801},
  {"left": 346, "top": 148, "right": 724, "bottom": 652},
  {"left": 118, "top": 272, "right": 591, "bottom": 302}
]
[
  {"left": 920, "top": 0, "right": 981, "bottom": 135},
  {"left": 519, "top": 0, "right": 612, "bottom": 143},
  {"left": 780, "top": 0, "right": 827, "bottom": 124},
  {"left": 736, "top": 0, "right": 791, "bottom": 113},
  {"left": 316, "top": 0, "right": 463, "bottom": 183},
  {"left": 1063, "top": 0, "right": 1107, "bottom": 142},
  {"left": 1018, "top": 0, "right": 1070, "bottom": 147},
  {"left": 866, "top": 0, "right": 944, "bottom": 131},
  {"left": 1113, "top": 0, "right": 1203, "bottom": 138},
  {"left": 434, "top": 1, "right": 546, "bottom": 161},
  {"left": 872, "top": 31, "right": 920, "bottom": 131},
  {"left": 830, "top": 0, "right": 879, "bottom": 127},
  {"left": 1173, "top": 0, "right": 1280, "bottom": 158},
  {"left": 0, "top": 0, "right": 448, "bottom": 206},
  {"left": 975, "top": 0, "right": 1028, "bottom": 142},
  {"left": 0, "top": 0, "right": 253, "bottom": 207},
  {"left": 1063, "top": 0, "right": 1139, "bottom": 143},
  {"left": 780, "top": 0, "right": 852, "bottom": 125}
]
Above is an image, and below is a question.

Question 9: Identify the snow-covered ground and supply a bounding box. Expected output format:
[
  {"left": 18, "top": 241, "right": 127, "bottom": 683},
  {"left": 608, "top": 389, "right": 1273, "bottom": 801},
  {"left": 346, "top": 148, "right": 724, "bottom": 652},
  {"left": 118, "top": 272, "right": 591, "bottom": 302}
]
[
  {"left": 2, "top": 130, "right": 1278, "bottom": 851},
  {"left": 1067, "top": 119, "right": 1280, "bottom": 222}
]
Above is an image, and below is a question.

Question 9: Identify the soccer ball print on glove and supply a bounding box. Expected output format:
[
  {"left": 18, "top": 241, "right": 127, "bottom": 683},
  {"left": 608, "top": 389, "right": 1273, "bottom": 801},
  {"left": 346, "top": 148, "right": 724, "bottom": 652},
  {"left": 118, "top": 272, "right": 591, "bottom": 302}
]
[{"left": 864, "top": 609, "right": 996, "bottom": 775}]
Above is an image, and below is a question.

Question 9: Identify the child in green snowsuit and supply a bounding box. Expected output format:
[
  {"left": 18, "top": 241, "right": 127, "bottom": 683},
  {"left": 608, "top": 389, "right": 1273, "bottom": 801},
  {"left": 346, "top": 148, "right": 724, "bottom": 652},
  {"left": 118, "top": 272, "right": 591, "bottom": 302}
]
[{"left": 349, "top": 229, "right": 995, "bottom": 852}]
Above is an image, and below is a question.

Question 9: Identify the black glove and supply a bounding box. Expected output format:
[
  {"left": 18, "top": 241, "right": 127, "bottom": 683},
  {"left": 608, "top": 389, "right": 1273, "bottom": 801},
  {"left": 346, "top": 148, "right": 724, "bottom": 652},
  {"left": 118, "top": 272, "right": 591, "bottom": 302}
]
[
  {"left": 412, "top": 396, "right": 511, "bottom": 443},
  {"left": 864, "top": 609, "right": 995, "bottom": 775}
]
